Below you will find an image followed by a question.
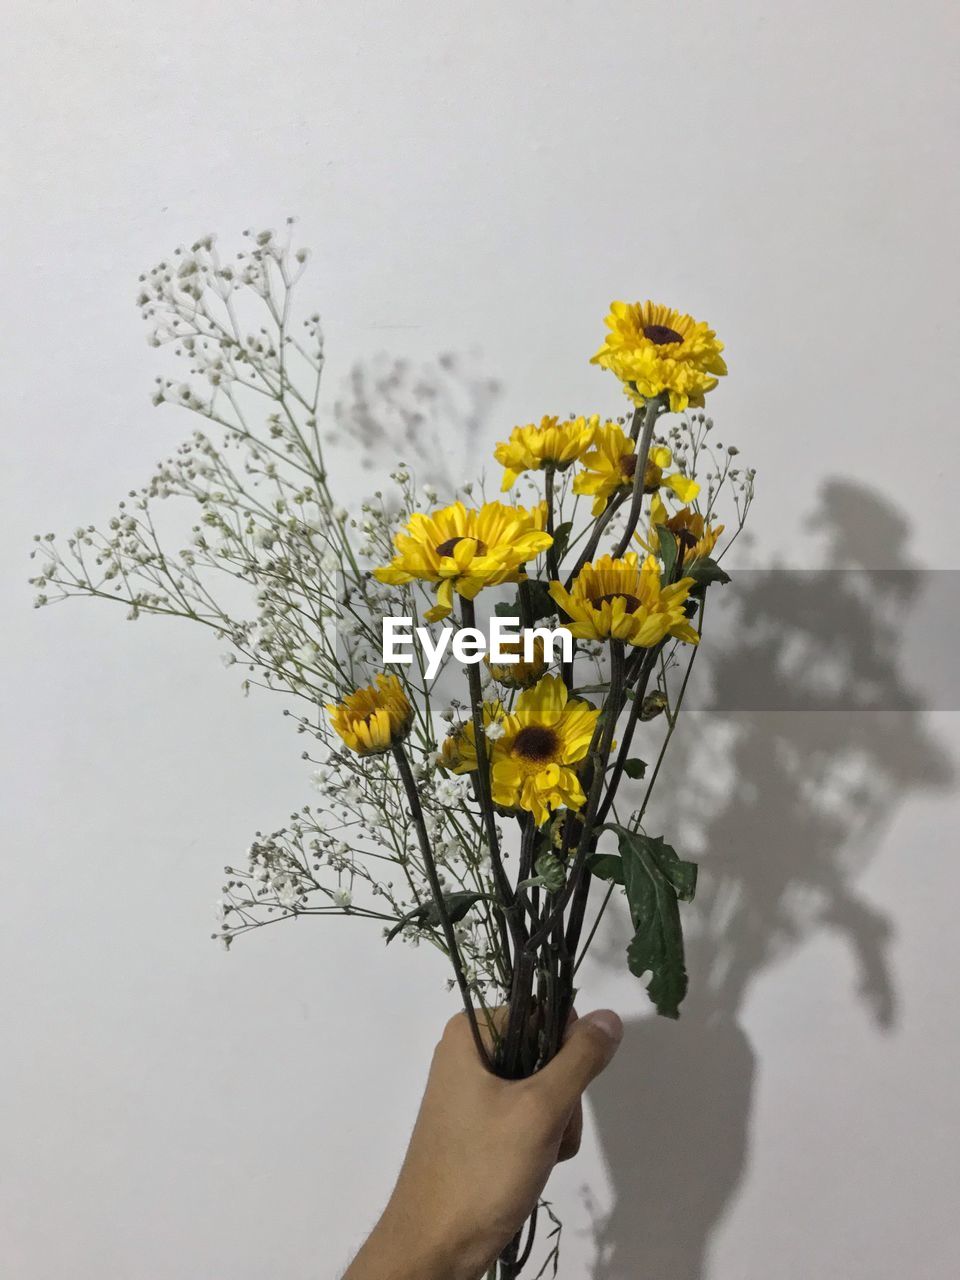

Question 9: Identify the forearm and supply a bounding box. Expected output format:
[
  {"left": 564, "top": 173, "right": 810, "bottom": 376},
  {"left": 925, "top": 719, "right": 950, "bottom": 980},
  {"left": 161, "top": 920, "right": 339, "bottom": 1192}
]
[{"left": 343, "top": 1204, "right": 489, "bottom": 1280}]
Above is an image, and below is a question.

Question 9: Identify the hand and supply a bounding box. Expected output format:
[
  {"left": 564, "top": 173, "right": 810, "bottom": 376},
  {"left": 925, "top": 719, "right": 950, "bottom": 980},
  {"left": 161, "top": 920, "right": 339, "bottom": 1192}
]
[{"left": 343, "top": 1007, "right": 623, "bottom": 1280}]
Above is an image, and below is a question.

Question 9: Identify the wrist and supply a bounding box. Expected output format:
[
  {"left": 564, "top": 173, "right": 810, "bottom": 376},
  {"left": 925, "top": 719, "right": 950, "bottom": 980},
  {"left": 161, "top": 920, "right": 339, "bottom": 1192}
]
[{"left": 346, "top": 1205, "right": 493, "bottom": 1280}]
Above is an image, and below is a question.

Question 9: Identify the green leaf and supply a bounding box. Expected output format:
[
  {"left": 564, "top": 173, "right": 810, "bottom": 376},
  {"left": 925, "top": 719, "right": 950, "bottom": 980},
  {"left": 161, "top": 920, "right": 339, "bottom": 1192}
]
[
  {"left": 686, "top": 556, "right": 731, "bottom": 588},
  {"left": 495, "top": 579, "right": 556, "bottom": 623},
  {"left": 586, "top": 853, "right": 624, "bottom": 884},
  {"left": 385, "top": 891, "right": 484, "bottom": 943},
  {"left": 551, "top": 521, "right": 573, "bottom": 565},
  {"left": 603, "top": 825, "right": 698, "bottom": 1018},
  {"left": 657, "top": 526, "right": 678, "bottom": 583},
  {"left": 623, "top": 757, "right": 647, "bottom": 779},
  {"left": 523, "top": 578, "right": 558, "bottom": 621},
  {"left": 534, "top": 852, "right": 566, "bottom": 892}
]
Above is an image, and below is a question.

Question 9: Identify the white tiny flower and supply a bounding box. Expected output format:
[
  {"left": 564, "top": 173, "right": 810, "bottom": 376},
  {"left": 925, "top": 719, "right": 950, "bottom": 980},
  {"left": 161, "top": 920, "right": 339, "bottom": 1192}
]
[
  {"left": 434, "top": 775, "right": 471, "bottom": 807},
  {"left": 296, "top": 641, "right": 318, "bottom": 665},
  {"left": 484, "top": 721, "right": 505, "bottom": 742},
  {"left": 253, "top": 528, "right": 274, "bottom": 549},
  {"left": 274, "top": 876, "right": 300, "bottom": 908},
  {"left": 333, "top": 887, "right": 352, "bottom": 908},
  {"left": 332, "top": 506, "right": 348, "bottom": 522},
  {"left": 220, "top": 652, "right": 236, "bottom": 668}
]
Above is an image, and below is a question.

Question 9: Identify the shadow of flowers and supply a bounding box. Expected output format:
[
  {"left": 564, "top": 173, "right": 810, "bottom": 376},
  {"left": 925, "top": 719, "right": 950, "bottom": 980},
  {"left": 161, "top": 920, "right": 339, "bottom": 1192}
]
[{"left": 583, "top": 480, "right": 955, "bottom": 1279}]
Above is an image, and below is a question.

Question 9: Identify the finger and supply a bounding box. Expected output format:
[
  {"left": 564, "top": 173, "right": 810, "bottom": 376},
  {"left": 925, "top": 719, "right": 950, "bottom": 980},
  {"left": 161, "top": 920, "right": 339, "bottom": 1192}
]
[
  {"left": 534, "top": 1008, "right": 623, "bottom": 1114},
  {"left": 441, "top": 1007, "right": 510, "bottom": 1065},
  {"left": 557, "top": 1100, "right": 583, "bottom": 1161}
]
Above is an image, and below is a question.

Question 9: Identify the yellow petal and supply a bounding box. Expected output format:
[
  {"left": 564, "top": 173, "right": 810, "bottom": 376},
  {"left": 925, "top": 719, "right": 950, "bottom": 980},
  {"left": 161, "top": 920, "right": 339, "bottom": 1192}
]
[{"left": 666, "top": 474, "right": 700, "bottom": 502}]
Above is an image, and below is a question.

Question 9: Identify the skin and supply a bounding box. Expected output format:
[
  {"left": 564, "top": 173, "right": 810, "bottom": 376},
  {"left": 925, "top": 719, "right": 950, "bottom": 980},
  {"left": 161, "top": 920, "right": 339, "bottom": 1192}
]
[{"left": 343, "top": 1007, "right": 623, "bottom": 1280}]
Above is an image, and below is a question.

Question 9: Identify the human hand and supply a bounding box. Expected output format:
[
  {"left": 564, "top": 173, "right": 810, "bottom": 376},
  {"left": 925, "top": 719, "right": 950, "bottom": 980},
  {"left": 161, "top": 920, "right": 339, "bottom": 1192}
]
[{"left": 343, "top": 1007, "right": 623, "bottom": 1280}]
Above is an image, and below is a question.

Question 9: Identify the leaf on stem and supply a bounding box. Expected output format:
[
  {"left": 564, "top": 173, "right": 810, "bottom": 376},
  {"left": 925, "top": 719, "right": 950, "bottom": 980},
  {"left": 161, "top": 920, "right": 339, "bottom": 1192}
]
[
  {"left": 385, "top": 891, "right": 484, "bottom": 943},
  {"left": 605, "top": 825, "right": 698, "bottom": 1018},
  {"left": 587, "top": 853, "right": 624, "bottom": 884},
  {"left": 657, "top": 526, "right": 678, "bottom": 583},
  {"left": 494, "top": 579, "right": 555, "bottom": 622},
  {"left": 686, "top": 557, "right": 731, "bottom": 589},
  {"left": 551, "top": 521, "right": 573, "bottom": 565}
]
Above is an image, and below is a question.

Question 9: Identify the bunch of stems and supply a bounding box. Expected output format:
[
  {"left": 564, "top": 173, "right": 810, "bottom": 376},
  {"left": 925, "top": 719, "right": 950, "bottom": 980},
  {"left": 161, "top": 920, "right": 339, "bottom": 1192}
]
[{"left": 386, "top": 397, "right": 705, "bottom": 1279}]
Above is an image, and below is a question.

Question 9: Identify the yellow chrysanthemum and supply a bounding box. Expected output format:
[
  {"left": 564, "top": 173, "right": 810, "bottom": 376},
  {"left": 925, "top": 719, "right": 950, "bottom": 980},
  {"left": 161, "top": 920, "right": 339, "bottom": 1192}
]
[
  {"left": 549, "top": 552, "right": 699, "bottom": 648},
  {"left": 445, "top": 675, "right": 599, "bottom": 827},
  {"left": 437, "top": 700, "right": 504, "bottom": 773},
  {"left": 327, "top": 674, "right": 414, "bottom": 756},
  {"left": 572, "top": 422, "right": 700, "bottom": 517},
  {"left": 638, "top": 494, "right": 725, "bottom": 565},
  {"left": 494, "top": 415, "right": 598, "bottom": 491},
  {"left": 374, "top": 500, "right": 553, "bottom": 622},
  {"left": 592, "top": 300, "right": 727, "bottom": 413},
  {"left": 484, "top": 633, "right": 550, "bottom": 688}
]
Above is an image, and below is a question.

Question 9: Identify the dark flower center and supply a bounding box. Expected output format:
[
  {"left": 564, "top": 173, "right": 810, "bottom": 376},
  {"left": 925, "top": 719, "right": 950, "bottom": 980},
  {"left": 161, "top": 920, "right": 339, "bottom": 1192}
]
[
  {"left": 643, "top": 323, "right": 683, "bottom": 345},
  {"left": 513, "top": 725, "right": 560, "bottom": 763},
  {"left": 590, "top": 592, "right": 642, "bottom": 612},
  {"left": 675, "top": 527, "right": 699, "bottom": 553},
  {"left": 620, "top": 452, "right": 663, "bottom": 492},
  {"left": 436, "top": 535, "right": 487, "bottom": 558}
]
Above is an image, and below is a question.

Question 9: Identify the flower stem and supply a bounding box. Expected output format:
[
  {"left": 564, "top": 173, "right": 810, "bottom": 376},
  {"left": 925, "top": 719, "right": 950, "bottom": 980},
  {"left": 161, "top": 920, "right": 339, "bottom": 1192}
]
[
  {"left": 524, "top": 641, "right": 625, "bottom": 952},
  {"left": 595, "top": 642, "right": 664, "bottom": 826},
  {"left": 544, "top": 465, "right": 559, "bottom": 581},
  {"left": 391, "top": 743, "right": 491, "bottom": 1068},
  {"left": 612, "top": 395, "right": 665, "bottom": 558},
  {"left": 460, "top": 598, "right": 526, "bottom": 963}
]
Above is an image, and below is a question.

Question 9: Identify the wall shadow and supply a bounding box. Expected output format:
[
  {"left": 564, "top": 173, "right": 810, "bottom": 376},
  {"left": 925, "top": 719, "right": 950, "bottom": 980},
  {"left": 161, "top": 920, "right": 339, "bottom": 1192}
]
[
  {"left": 330, "top": 351, "right": 500, "bottom": 496},
  {"left": 583, "top": 480, "right": 955, "bottom": 1279}
]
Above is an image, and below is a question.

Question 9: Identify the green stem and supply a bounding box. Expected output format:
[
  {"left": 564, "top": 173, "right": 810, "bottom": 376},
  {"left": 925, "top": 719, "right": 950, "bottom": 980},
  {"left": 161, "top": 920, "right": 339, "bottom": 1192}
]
[
  {"left": 544, "top": 465, "right": 559, "bottom": 582},
  {"left": 460, "top": 599, "right": 526, "bottom": 962},
  {"left": 612, "top": 395, "right": 665, "bottom": 559},
  {"left": 392, "top": 743, "right": 491, "bottom": 1068},
  {"left": 524, "top": 641, "right": 625, "bottom": 952}
]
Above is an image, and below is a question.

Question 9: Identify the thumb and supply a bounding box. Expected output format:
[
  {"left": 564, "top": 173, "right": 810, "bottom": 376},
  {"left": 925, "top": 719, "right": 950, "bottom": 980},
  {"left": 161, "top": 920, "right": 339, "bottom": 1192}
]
[{"left": 537, "top": 1009, "right": 623, "bottom": 1113}]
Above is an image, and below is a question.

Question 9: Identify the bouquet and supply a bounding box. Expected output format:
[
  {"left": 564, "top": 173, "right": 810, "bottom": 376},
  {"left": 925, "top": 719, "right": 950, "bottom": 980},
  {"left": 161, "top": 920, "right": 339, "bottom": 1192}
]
[{"left": 31, "top": 225, "right": 754, "bottom": 1279}]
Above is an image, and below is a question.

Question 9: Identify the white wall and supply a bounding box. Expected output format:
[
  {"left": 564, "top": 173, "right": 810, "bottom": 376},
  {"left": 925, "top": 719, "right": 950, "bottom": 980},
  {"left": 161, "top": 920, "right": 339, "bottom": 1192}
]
[{"left": 3, "top": 3, "right": 959, "bottom": 1277}]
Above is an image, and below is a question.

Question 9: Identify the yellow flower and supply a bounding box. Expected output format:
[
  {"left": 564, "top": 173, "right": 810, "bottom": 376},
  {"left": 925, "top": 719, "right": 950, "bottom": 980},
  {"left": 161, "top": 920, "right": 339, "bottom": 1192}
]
[
  {"left": 437, "top": 701, "right": 504, "bottom": 773},
  {"left": 573, "top": 422, "right": 700, "bottom": 517},
  {"left": 327, "top": 674, "right": 414, "bottom": 756},
  {"left": 374, "top": 500, "right": 553, "bottom": 622},
  {"left": 591, "top": 300, "right": 727, "bottom": 413},
  {"left": 443, "top": 675, "right": 599, "bottom": 827},
  {"left": 490, "top": 676, "right": 599, "bottom": 826},
  {"left": 494, "top": 415, "right": 597, "bottom": 491},
  {"left": 485, "top": 632, "right": 550, "bottom": 688},
  {"left": 639, "top": 494, "right": 725, "bottom": 564},
  {"left": 548, "top": 552, "right": 699, "bottom": 648}
]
